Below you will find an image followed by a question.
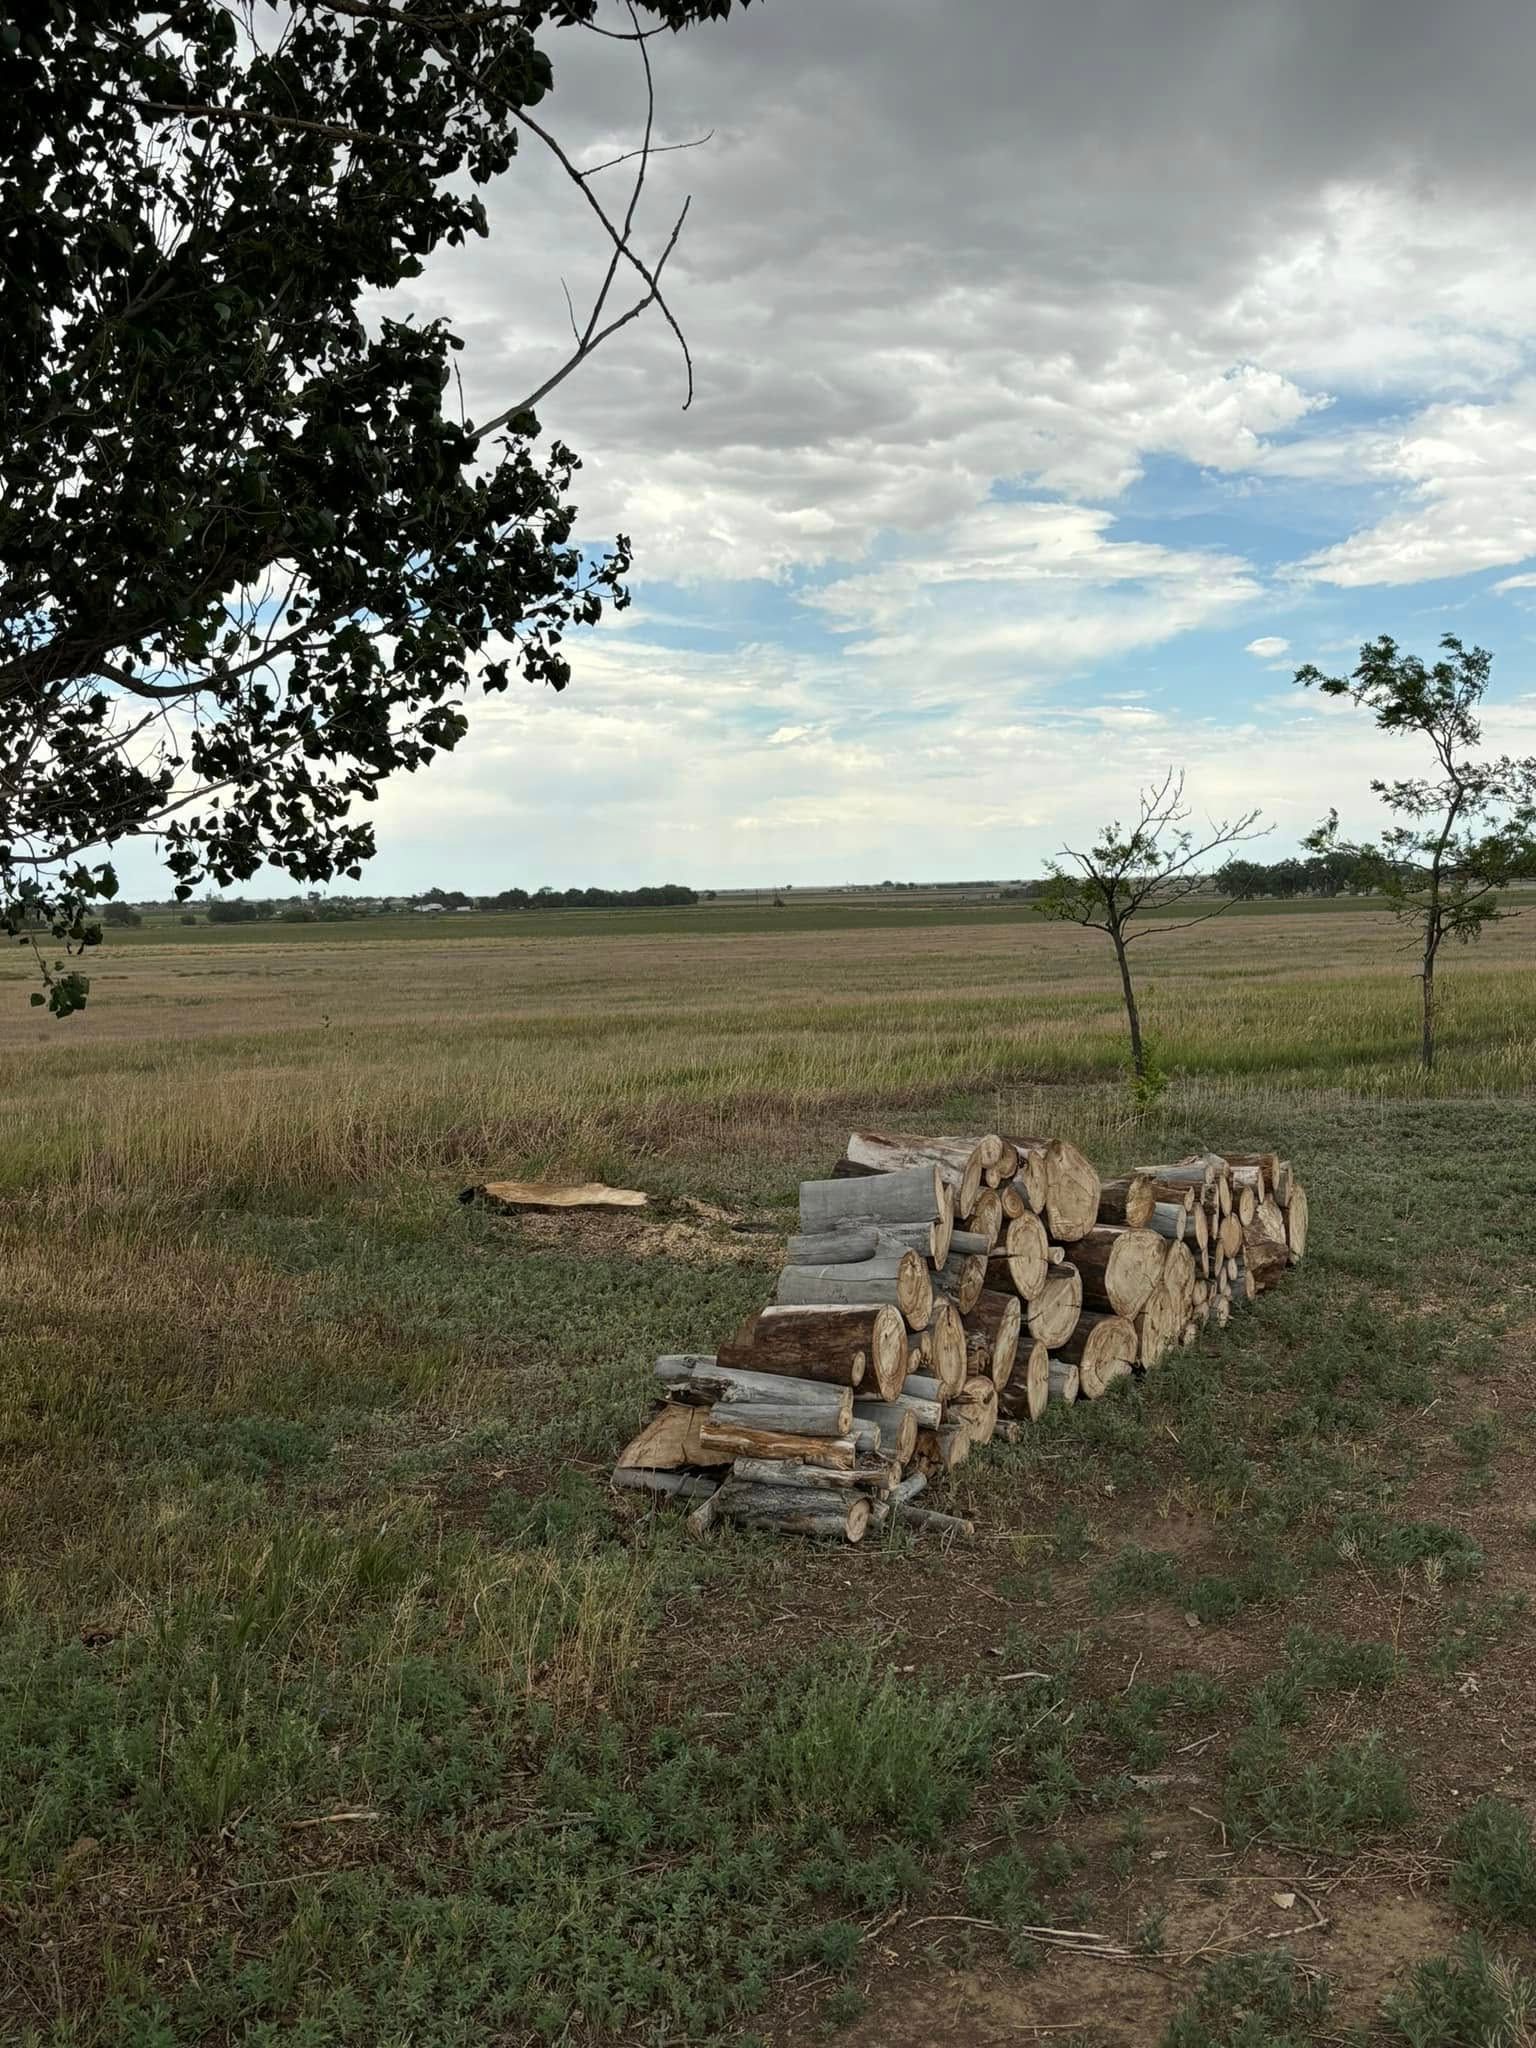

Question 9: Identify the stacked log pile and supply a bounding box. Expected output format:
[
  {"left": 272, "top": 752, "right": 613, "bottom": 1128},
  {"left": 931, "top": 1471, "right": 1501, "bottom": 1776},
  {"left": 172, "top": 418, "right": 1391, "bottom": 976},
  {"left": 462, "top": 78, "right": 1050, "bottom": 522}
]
[{"left": 611, "top": 1132, "right": 1308, "bottom": 1543}]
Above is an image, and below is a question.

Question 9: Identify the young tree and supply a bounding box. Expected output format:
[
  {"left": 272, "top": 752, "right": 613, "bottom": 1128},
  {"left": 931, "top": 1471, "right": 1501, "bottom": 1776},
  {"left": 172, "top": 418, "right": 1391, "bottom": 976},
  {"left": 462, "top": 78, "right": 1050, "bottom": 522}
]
[
  {"left": 1035, "top": 770, "right": 1265, "bottom": 1082},
  {"left": 1, "top": 0, "right": 748, "bottom": 1012},
  {"left": 1297, "top": 634, "right": 1536, "bottom": 1073}
]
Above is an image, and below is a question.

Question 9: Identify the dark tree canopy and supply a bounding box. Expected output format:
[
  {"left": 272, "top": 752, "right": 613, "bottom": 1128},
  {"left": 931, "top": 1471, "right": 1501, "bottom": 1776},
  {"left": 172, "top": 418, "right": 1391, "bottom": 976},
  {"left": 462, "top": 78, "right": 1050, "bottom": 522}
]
[{"left": 0, "top": 0, "right": 747, "bottom": 1011}]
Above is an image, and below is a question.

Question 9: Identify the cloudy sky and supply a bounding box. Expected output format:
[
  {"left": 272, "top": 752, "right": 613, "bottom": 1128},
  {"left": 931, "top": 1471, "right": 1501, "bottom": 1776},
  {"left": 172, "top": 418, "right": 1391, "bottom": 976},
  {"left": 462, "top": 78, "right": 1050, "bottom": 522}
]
[{"left": 154, "top": 0, "right": 1536, "bottom": 893}]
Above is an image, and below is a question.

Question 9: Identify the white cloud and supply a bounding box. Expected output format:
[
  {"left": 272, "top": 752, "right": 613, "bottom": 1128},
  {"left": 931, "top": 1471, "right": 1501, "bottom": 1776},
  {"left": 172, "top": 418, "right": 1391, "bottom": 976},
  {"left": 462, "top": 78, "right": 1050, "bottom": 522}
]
[
  {"left": 1493, "top": 571, "right": 1536, "bottom": 594},
  {"left": 1245, "top": 636, "right": 1291, "bottom": 657}
]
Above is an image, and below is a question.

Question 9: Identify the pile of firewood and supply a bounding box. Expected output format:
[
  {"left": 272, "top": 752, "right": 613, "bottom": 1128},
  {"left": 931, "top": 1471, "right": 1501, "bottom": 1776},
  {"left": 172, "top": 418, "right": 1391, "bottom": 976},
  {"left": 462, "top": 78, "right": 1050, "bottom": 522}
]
[{"left": 611, "top": 1132, "right": 1308, "bottom": 1542}]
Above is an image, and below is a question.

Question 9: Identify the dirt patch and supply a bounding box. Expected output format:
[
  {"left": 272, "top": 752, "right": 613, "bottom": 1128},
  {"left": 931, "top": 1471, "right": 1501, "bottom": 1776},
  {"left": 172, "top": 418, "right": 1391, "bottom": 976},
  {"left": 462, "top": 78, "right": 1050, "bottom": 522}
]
[{"left": 500, "top": 1197, "right": 785, "bottom": 1267}]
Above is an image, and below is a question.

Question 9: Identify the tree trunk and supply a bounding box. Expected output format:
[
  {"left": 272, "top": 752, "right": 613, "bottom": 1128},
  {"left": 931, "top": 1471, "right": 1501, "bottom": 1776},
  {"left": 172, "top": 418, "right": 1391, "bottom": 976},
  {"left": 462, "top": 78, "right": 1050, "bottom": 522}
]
[
  {"left": 1110, "top": 926, "right": 1145, "bottom": 1077},
  {"left": 987, "top": 1212, "right": 1049, "bottom": 1301},
  {"left": 996, "top": 1339, "right": 1051, "bottom": 1422},
  {"left": 1067, "top": 1226, "right": 1165, "bottom": 1317},
  {"left": 653, "top": 1357, "right": 854, "bottom": 1426},
  {"left": 800, "top": 1163, "right": 946, "bottom": 1232},
  {"left": 1026, "top": 1262, "right": 1083, "bottom": 1348},
  {"left": 1097, "top": 1174, "right": 1157, "bottom": 1228},
  {"left": 1135, "top": 1281, "right": 1180, "bottom": 1368},
  {"left": 774, "top": 1248, "right": 932, "bottom": 1326},
  {"left": 962, "top": 1288, "right": 1023, "bottom": 1390},
  {"left": 712, "top": 1479, "right": 870, "bottom": 1542}
]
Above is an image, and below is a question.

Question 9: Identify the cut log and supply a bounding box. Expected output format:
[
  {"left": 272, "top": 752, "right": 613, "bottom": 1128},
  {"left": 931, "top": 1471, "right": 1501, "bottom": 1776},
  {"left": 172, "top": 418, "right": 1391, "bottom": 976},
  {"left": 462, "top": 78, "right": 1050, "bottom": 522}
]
[
  {"left": 1212, "top": 1295, "right": 1232, "bottom": 1329},
  {"left": 889, "top": 1471, "right": 927, "bottom": 1507},
  {"left": 997, "top": 1339, "right": 1050, "bottom": 1422},
  {"left": 1162, "top": 1239, "right": 1198, "bottom": 1319},
  {"left": 1190, "top": 1202, "right": 1211, "bottom": 1254},
  {"left": 1218, "top": 1150, "right": 1282, "bottom": 1190},
  {"left": 731, "top": 1456, "right": 898, "bottom": 1493},
  {"left": 1251, "top": 1195, "right": 1289, "bottom": 1251},
  {"left": 932, "top": 1251, "right": 986, "bottom": 1315},
  {"left": 1230, "top": 1262, "right": 1258, "bottom": 1303},
  {"left": 1135, "top": 1281, "right": 1180, "bottom": 1369},
  {"left": 713, "top": 1479, "right": 869, "bottom": 1542},
  {"left": 784, "top": 1224, "right": 880, "bottom": 1267},
  {"left": 1229, "top": 1163, "right": 1267, "bottom": 1204},
  {"left": 615, "top": 1405, "right": 707, "bottom": 1471},
  {"left": 1234, "top": 1185, "right": 1257, "bottom": 1228},
  {"left": 653, "top": 1358, "right": 854, "bottom": 1427},
  {"left": 1217, "top": 1213, "right": 1244, "bottom": 1260},
  {"left": 878, "top": 1218, "right": 951, "bottom": 1266},
  {"left": 949, "top": 1373, "right": 999, "bottom": 1446},
  {"left": 1147, "top": 1200, "right": 1188, "bottom": 1244},
  {"left": 1067, "top": 1226, "right": 1165, "bottom": 1317},
  {"left": 837, "top": 1131, "right": 997, "bottom": 1218},
  {"left": 999, "top": 1181, "right": 1027, "bottom": 1221},
  {"left": 926, "top": 1299, "right": 968, "bottom": 1398},
  {"left": 1274, "top": 1161, "right": 1295, "bottom": 1208},
  {"left": 1137, "top": 1163, "right": 1212, "bottom": 1192},
  {"left": 1056, "top": 1309, "right": 1139, "bottom": 1392},
  {"left": 963, "top": 1289, "right": 1022, "bottom": 1390},
  {"left": 853, "top": 1394, "right": 936, "bottom": 1446},
  {"left": 1097, "top": 1173, "right": 1157, "bottom": 1229},
  {"left": 610, "top": 1468, "right": 720, "bottom": 1504},
  {"left": 887, "top": 1504, "right": 975, "bottom": 1538},
  {"left": 471, "top": 1178, "right": 647, "bottom": 1212},
  {"left": 1009, "top": 1144, "right": 1051, "bottom": 1215},
  {"left": 800, "top": 1163, "right": 945, "bottom": 1233},
  {"left": 1048, "top": 1357, "right": 1080, "bottom": 1403},
  {"left": 1008, "top": 1136, "right": 1100, "bottom": 1242},
  {"left": 774, "top": 1247, "right": 932, "bottom": 1327},
  {"left": 1242, "top": 1234, "right": 1291, "bottom": 1292},
  {"left": 964, "top": 1186, "right": 1004, "bottom": 1244},
  {"left": 988, "top": 1212, "right": 1050, "bottom": 1301},
  {"left": 719, "top": 1304, "right": 907, "bottom": 1400},
  {"left": 916, "top": 1422, "right": 971, "bottom": 1471},
  {"left": 947, "top": 1228, "right": 993, "bottom": 1259},
  {"left": 1027, "top": 1262, "right": 1083, "bottom": 1349},
  {"left": 902, "top": 1372, "right": 944, "bottom": 1404},
  {"left": 697, "top": 1407, "right": 857, "bottom": 1455},
  {"left": 1286, "top": 1183, "right": 1309, "bottom": 1259}
]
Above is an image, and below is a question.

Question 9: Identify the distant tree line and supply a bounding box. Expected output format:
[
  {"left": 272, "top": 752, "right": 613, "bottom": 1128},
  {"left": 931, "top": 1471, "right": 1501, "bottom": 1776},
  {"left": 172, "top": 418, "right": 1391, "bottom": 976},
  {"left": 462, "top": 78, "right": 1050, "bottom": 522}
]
[
  {"left": 1211, "top": 850, "right": 1377, "bottom": 899},
  {"left": 177, "top": 884, "right": 701, "bottom": 924},
  {"left": 429, "top": 883, "right": 698, "bottom": 910}
]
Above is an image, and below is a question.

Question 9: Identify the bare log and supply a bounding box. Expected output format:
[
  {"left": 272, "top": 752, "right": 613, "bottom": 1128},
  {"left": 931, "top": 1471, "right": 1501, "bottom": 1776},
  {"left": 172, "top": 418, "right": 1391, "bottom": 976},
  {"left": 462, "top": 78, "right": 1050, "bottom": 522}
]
[
  {"left": 988, "top": 1212, "right": 1050, "bottom": 1301},
  {"left": 1097, "top": 1173, "right": 1157, "bottom": 1229},
  {"left": 653, "top": 1358, "right": 854, "bottom": 1425},
  {"left": 926, "top": 1299, "right": 968, "bottom": 1397},
  {"left": 1009, "top": 1135, "right": 1100, "bottom": 1242},
  {"left": 1162, "top": 1239, "right": 1198, "bottom": 1319},
  {"left": 838, "top": 1131, "right": 998, "bottom": 1217},
  {"left": 774, "top": 1247, "right": 932, "bottom": 1327},
  {"left": 853, "top": 1396, "right": 935, "bottom": 1449},
  {"left": 932, "top": 1252, "right": 986, "bottom": 1315},
  {"left": 887, "top": 1504, "right": 975, "bottom": 1538},
  {"left": 1056, "top": 1310, "right": 1139, "bottom": 1395},
  {"left": 784, "top": 1224, "right": 880, "bottom": 1266},
  {"left": 1286, "top": 1183, "right": 1309, "bottom": 1259},
  {"left": 800, "top": 1163, "right": 945, "bottom": 1233},
  {"left": 610, "top": 1468, "right": 720, "bottom": 1504},
  {"left": 1136, "top": 1281, "right": 1181, "bottom": 1368},
  {"left": 1009, "top": 1144, "right": 1051, "bottom": 1214},
  {"left": 472, "top": 1178, "right": 647, "bottom": 1212},
  {"left": 732, "top": 1456, "right": 898, "bottom": 1493},
  {"left": 949, "top": 1373, "right": 999, "bottom": 1446},
  {"left": 1048, "top": 1357, "right": 1080, "bottom": 1403},
  {"left": 964, "top": 1186, "right": 1004, "bottom": 1244}
]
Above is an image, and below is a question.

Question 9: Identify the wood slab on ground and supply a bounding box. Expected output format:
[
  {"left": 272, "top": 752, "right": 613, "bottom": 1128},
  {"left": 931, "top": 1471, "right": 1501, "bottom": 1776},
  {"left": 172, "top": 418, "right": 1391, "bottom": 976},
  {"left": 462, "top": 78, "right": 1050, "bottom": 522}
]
[{"left": 466, "top": 1179, "right": 648, "bottom": 1213}]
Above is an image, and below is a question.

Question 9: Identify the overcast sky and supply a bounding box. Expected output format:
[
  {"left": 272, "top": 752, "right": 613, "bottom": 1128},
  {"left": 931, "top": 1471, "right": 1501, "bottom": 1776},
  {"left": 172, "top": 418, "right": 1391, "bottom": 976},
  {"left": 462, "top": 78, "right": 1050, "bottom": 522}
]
[{"left": 147, "top": 0, "right": 1536, "bottom": 892}]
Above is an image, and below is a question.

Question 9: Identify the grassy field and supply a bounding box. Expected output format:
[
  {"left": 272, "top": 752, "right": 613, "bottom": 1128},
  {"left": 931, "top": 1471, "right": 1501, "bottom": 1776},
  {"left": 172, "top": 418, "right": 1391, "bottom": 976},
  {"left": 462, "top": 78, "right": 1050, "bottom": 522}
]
[{"left": 6, "top": 903, "right": 1536, "bottom": 2045}]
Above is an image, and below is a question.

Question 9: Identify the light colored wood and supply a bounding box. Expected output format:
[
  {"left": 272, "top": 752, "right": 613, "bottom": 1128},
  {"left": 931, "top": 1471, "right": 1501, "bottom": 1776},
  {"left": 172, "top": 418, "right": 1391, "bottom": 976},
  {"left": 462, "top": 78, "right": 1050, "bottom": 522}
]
[
  {"left": 1234, "top": 1185, "right": 1257, "bottom": 1228},
  {"left": 784, "top": 1224, "right": 880, "bottom": 1267},
  {"left": 1009, "top": 1145, "right": 1051, "bottom": 1214},
  {"left": 1162, "top": 1239, "right": 1198, "bottom": 1318},
  {"left": 475, "top": 1178, "right": 647, "bottom": 1212},
  {"left": 1230, "top": 1262, "right": 1258, "bottom": 1303},
  {"left": 720, "top": 1303, "right": 907, "bottom": 1400},
  {"left": 1138, "top": 1163, "right": 1212, "bottom": 1192},
  {"left": 1251, "top": 1195, "right": 1288, "bottom": 1250},
  {"left": 615, "top": 1405, "right": 704, "bottom": 1471},
  {"left": 853, "top": 1392, "right": 937, "bottom": 1441},
  {"left": 686, "top": 1490, "right": 720, "bottom": 1538},
  {"left": 989, "top": 1212, "right": 1050, "bottom": 1301},
  {"left": 1213, "top": 1295, "right": 1232, "bottom": 1328},
  {"left": 1027, "top": 1262, "right": 1083, "bottom": 1349},
  {"left": 1230, "top": 1163, "right": 1268, "bottom": 1204},
  {"left": 927, "top": 1299, "right": 968, "bottom": 1397},
  {"left": 696, "top": 1413, "right": 857, "bottom": 1466},
  {"left": 902, "top": 1372, "right": 944, "bottom": 1404},
  {"left": 1067, "top": 1225, "right": 1165, "bottom": 1317},
  {"left": 610, "top": 1468, "right": 719, "bottom": 1503},
  {"left": 1147, "top": 1200, "right": 1187, "bottom": 1244},
  {"left": 1135, "top": 1281, "right": 1180, "bottom": 1368},
  {"left": 1048, "top": 1357, "right": 1080, "bottom": 1403},
  {"left": 1218, "top": 1213, "right": 1244, "bottom": 1259},
  {"left": 999, "top": 1182, "right": 1026, "bottom": 1221},
  {"left": 713, "top": 1479, "right": 868, "bottom": 1542},
  {"left": 1275, "top": 1161, "right": 1295, "bottom": 1207},
  {"left": 949, "top": 1373, "right": 999, "bottom": 1446},
  {"left": 801, "top": 1162, "right": 945, "bottom": 1232},
  {"left": 933, "top": 1251, "right": 986, "bottom": 1315},
  {"left": 699, "top": 1403, "right": 855, "bottom": 1448},
  {"left": 1096, "top": 1174, "right": 1157, "bottom": 1229},
  {"left": 838, "top": 1132, "right": 996, "bottom": 1218},
  {"left": 1219, "top": 1150, "right": 1282, "bottom": 1190},
  {"left": 963, "top": 1288, "right": 1023, "bottom": 1391},
  {"left": 1286, "top": 1183, "right": 1309, "bottom": 1259},
  {"left": 997, "top": 1339, "right": 1051, "bottom": 1422},
  {"left": 1057, "top": 1310, "right": 1138, "bottom": 1395},
  {"left": 1009, "top": 1135, "right": 1100, "bottom": 1242},
  {"left": 1241, "top": 1234, "right": 1291, "bottom": 1292},
  {"left": 1191, "top": 1201, "right": 1210, "bottom": 1254},
  {"left": 964, "top": 1186, "right": 1004, "bottom": 1244}
]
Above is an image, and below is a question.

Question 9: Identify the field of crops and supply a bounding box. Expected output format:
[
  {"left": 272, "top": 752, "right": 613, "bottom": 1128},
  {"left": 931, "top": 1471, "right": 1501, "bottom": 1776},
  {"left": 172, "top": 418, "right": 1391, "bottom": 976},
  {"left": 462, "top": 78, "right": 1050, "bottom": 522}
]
[{"left": 5, "top": 901, "right": 1536, "bottom": 2045}]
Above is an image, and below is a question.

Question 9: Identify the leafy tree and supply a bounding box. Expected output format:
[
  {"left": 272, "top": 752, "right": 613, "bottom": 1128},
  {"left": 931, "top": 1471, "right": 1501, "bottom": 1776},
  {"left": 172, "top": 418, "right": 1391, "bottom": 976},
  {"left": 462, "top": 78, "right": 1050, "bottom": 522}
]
[
  {"left": 1, "top": 0, "right": 747, "bottom": 1013},
  {"left": 1035, "top": 769, "right": 1265, "bottom": 1083},
  {"left": 1298, "top": 635, "right": 1536, "bottom": 1073}
]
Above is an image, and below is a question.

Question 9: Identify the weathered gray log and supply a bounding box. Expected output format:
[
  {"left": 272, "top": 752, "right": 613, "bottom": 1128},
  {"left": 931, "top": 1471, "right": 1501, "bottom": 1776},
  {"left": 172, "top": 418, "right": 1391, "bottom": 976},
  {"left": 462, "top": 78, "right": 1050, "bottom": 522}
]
[
  {"left": 713, "top": 1479, "right": 869, "bottom": 1542},
  {"left": 731, "top": 1455, "right": 898, "bottom": 1493},
  {"left": 852, "top": 1396, "right": 934, "bottom": 1454},
  {"left": 1147, "top": 1201, "right": 1188, "bottom": 1244},
  {"left": 703, "top": 1399, "right": 853, "bottom": 1440},
  {"left": 610, "top": 1468, "right": 720, "bottom": 1503},
  {"left": 799, "top": 1163, "right": 945, "bottom": 1233},
  {"left": 877, "top": 1218, "right": 951, "bottom": 1265},
  {"left": 774, "top": 1247, "right": 932, "bottom": 1327},
  {"left": 850, "top": 1418, "right": 883, "bottom": 1457},
  {"left": 889, "top": 1504, "right": 975, "bottom": 1538},
  {"left": 836, "top": 1132, "right": 997, "bottom": 1218},
  {"left": 902, "top": 1371, "right": 944, "bottom": 1405},
  {"left": 784, "top": 1224, "right": 880, "bottom": 1267},
  {"left": 654, "top": 1358, "right": 853, "bottom": 1422}
]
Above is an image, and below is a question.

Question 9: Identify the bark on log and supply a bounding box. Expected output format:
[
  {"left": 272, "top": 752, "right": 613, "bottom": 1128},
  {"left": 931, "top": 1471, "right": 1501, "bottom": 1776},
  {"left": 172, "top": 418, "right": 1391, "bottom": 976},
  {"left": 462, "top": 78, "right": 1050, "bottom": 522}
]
[
  {"left": 878, "top": 1218, "right": 951, "bottom": 1265},
  {"left": 1068, "top": 1226, "right": 1166, "bottom": 1317},
  {"left": 889, "top": 1504, "right": 975, "bottom": 1538},
  {"left": 1027, "top": 1263, "right": 1083, "bottom": 1349},
  {"left": 713, "top": 1479, "right": 869, "bottom": 1542},
  {"left": 698, "top": 1407, "right": 857, "bottom": 1455},
  {"left": 902, "top": 1372, "right": 944, "bottom": 1404},
  {"left": 1286, "top": 1183, "right": 1309, "bottom": 1259},
  {"left": 800, "top": 1163, "right": 945, "bottom": 1233},
  {"left": 1136, "top": 1281, "right": 1180, "bottom": 1369},
  {"left": 1009, "top": 1144, "right": 1051, "bottom": 1215},
  {"left": 1241, "top": 1234, "right": 1291, "bottom": 1292},
  {"left": 1138, "top": 1163, "right": 1212, "bottom": 1192},
  {"left": 988, "top": 1212, "right": 1050, "bottom": 1301},
  {"left": 1218, "top": 1151, "right": 1282, "bottom": 1190},
  {"left": 963, "top": 1289, "right": 1022, "bottom": 1391},
  {"left": 1274, "top": 1161, "right": 1295, "bottom": 1208},
  {"left": 653, "top": 1358, "right": 854, "bottom": 1426},
  {"left": 774, "top": 1248, "right": 932, "bottom": 1327},
  {"left": 1097, "top": 1173, "right": 1157, "bottom": 1229},
  {"left": 1147, "top": 1200, "right": 1188, "bottom": 1244},
  {"left": 1230, "top": 1163, "right": 1267, "bottom": 1204},
  {"left": 784, "top": 1224, "right": 881, "bottom": 1266},
  {"left": 731, "top": 1455, "right": 898, "bottom": 1493},
  {"left": 853, "top": 1393, "right": 936, "bottom": 1444},
  {"left": 719, "top": 1304, "right": 907, "bottom": 1400},
  {"left": 838, "top": 1131, "right": 997, "bottom": 1217},
  {"left": 998, "top": 1339, "right": 1051, "bottom": 1422},
  {"left": 1048, "top": 1357, "right": 1080, "bottom": 1403}
]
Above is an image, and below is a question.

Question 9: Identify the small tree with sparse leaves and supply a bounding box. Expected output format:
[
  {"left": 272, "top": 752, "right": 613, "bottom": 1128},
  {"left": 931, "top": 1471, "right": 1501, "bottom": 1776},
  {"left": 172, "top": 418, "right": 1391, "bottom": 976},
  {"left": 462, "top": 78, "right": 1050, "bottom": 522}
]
[
  {"left": 1297, "top": 635, "right": 1536, "bottom": 1074},
  {"left": 1035, "top": 769, "right": 1266, "bottom": 1084}
]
